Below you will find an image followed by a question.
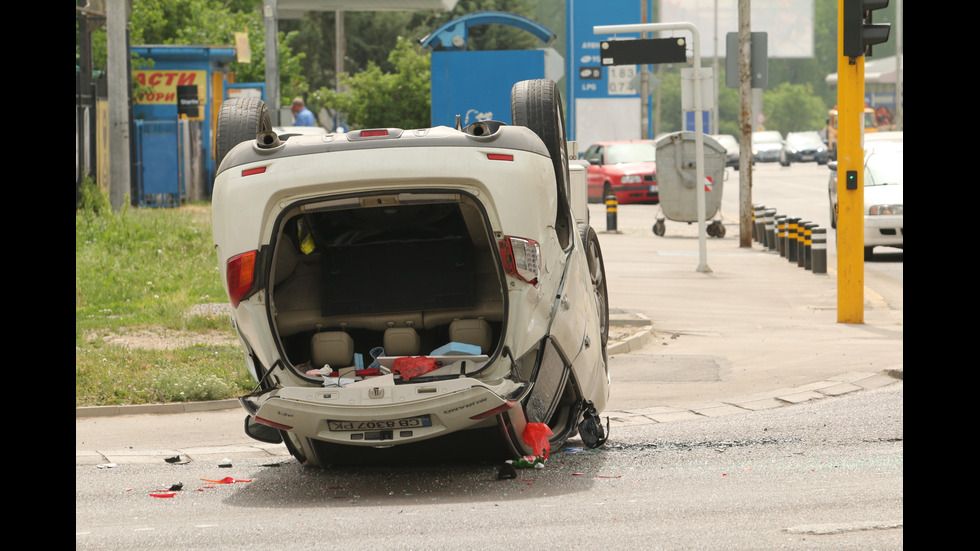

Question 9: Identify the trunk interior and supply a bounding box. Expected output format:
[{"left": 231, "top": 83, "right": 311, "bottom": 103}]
[{"left": 268, "top": 192, "right": 506, "bottom": 375}]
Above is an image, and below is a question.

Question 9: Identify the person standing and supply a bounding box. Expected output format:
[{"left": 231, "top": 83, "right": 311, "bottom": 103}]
[{"left": 291, "top": 97, "right": 315, "bottom": 126}]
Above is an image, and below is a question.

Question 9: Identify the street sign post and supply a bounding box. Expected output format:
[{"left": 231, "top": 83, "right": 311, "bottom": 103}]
[{"left": 593, "top": 21, "right": 712, "bottom": 273}]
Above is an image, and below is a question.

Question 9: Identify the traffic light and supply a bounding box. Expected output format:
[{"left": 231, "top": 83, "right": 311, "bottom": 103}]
[{"left": 842, "top": 0, "right": 891, "bottom": 58}]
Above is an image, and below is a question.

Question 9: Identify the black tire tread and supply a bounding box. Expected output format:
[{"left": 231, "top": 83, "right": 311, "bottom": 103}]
[{"left": 215, "top": 97, "right": 271, "bottom": 168}]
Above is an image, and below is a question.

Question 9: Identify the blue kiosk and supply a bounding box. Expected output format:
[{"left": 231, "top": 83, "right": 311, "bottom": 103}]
[{"left": 130, "top": 45, "right": 238, "bottom": 206}]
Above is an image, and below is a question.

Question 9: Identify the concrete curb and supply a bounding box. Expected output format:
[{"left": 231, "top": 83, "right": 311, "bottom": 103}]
[{"left": 76, "top": 398, "right": 240, "bottom": 418}]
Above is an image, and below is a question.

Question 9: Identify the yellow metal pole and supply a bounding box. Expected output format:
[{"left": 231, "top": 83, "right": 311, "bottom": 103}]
[{"left": 836, "top": 0, "right": 864, "bottom": 324}]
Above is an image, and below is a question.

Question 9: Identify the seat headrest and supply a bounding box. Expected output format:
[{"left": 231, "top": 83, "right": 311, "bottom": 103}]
[
  {"left": 384, "top": 327, "right": 420, "bottom": 356},
  {"left": 448, "top": 318, "right": 492, "bottom": 353},
  {"left": 310, "top": 331, "right": 354, "bottom": 368}
]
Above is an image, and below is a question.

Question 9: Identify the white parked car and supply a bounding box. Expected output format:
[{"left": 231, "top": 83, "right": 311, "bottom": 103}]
[
  {"left": 211, "top": 80, "right": 610, "bottom": 467},
  {"left": 828, "top": 148, "right": 903, "bottom": 260}
]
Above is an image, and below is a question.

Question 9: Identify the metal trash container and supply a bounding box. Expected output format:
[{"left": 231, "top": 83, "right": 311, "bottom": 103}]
[{"left": 652, "top": 132, "right": 727, "bottom": 237}]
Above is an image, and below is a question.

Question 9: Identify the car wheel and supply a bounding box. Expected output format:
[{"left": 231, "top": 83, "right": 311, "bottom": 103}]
[
  {"left": 864, "top": 246, "right": 874, "bottom": 261},
  {"left": 830, "top": 199, "right": 837, "bottom": 229},
  {"left": 215, "top": 97, "right": 272, "bottom": 168},
  {"left": 581, "top": 225, "right": 609, "bottom": 352},
  {"left": 511, "top": 79, "right": 571, "bottom": 203}
]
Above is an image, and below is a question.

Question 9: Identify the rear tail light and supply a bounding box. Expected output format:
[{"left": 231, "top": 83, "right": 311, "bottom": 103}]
[
  {"left": 226, "top": 250, "right": 257, "bottom": 308},
  {"left": 254, "top": 415, "right": 293, "bottom": 431},
  {"left": 499, "top": 236, "right": 540, "bottom": 286}
]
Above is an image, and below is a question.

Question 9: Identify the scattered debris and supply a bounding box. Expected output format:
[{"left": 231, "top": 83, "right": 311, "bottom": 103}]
[
  {"left": 523, "top": 422, "right": 553, "bottom": 459},
  {"left": 96, "top": 463, "right": 117, "bottom": 469},
  {"left": 201, "top": 477, "right": 251, "bottom": 484},
  {"left": 578, "top": 401, "right": 610, "bottom": 449},
  {"left": 218, "top": 458, "right": 233, "bottom": 468},
  {"left": 497, "top": 462, "right": 518, "bottom": 480}
]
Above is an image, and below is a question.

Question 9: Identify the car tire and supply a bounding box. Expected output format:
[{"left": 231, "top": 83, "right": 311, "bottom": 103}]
[
  {"left": 581, "top": 225, "right": 609, "bottom": 353},
  {"left": 215, "top": 97, "right": 272, "bottom": 168},
  {"left": 830, "top": 199, "right": 837, "bottom": 229},
  {"left": 864, "top": 246, "right": 874, "bottom": 261},
  {"left": 511, "top": 79, "right": 571, "bottom": 204}
]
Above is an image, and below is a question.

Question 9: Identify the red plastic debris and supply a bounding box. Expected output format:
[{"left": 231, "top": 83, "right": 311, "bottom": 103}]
[
  {"left": 200, "top": 477, "right": 251, "bottom": 484},
  {"left": 391, "top": 356, "right": 440, "bottom": 381},
  {"left": 522, "top": 422, "right": 553, "bottom": 459},
  {"left": 149, "top": 491, "right": 178, "bottom": 498}
]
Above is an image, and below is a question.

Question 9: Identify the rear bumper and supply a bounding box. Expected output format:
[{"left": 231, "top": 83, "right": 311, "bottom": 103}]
[
  {"left": 614, "top": 184, "right": 659, "bottom": 204},
  {"left": 864, "top": 215, "right": 903, "bottom": 247},
  {"left": 245, "top": 374, "right": 528, "bottom": 447}
]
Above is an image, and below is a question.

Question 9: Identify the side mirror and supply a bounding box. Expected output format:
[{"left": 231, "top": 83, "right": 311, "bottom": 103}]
[
  {"left": 828, "top": 160, "right": 838, "bottom": 171},
  {"left": 243, "top": 415, "right": 283, "bottom": 444}
]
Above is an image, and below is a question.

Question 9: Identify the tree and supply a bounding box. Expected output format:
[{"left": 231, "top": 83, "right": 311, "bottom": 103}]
[
  {"left": 313, "top": 38, "right": 431, "bottom": 130},
  {"left": 762, "top": 82, "right": 828, "bottom": 133}
]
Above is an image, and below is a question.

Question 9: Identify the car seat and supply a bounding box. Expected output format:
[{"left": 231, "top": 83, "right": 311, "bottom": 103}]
[
  {"left": 448, "top": 318, "right": 492, "bottom": 353},
  {"left": 310, "top": 331, "right": 354, "bottom": 369},
  {"left": 384, "top": 327, "right": 421, "bottom": 356}
]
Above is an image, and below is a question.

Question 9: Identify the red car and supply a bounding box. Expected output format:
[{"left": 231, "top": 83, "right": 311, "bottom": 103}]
[{"left": 582, "top": 140, "right": 658, "bottom": 204}]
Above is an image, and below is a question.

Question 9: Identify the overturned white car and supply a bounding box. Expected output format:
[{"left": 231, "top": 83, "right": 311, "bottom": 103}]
[{"left": 212, "top": 80, "right": 610, "bottom": 467}]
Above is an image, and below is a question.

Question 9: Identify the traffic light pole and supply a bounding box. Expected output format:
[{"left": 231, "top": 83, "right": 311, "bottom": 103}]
[{"left": 836, "top": 0, "right": 866, "bottom": 324}]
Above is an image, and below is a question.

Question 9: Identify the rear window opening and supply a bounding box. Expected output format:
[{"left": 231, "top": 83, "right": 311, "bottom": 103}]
[{"left": 267, "top": 192, "right": 507, "bottom": 379}]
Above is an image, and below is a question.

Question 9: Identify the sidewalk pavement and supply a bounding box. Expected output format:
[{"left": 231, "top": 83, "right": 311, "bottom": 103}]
[{"left": 76, "top": 214, "right": 903, "bottom": 466}]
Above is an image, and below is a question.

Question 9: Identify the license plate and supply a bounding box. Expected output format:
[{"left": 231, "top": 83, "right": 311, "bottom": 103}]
[
  {"left": 327, "top": 415, "right": 432, "bottom": 432},
  {"left": 801, "top": 155, "right": 814, "bottom": 161}
]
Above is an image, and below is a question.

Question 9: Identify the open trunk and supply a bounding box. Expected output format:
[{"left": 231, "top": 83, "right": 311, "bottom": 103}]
[{"left": 267, "top": 191, "right": 507, "bottom": 378}]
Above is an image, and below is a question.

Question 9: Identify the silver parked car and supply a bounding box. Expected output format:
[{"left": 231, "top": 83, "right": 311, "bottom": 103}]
[
  {"left": 711, "top": 134, "right": 740, "bottom": 170},
  {"left": 751, "top": 130, "right": 784, "bottom": 163}
]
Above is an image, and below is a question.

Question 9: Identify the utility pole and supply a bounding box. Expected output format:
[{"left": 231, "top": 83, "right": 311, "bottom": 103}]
[
  {"left": 107, "top": 0, "right": 131, "bottom": 211},
  {"left": 737, "top": 0, "right": 752, "bottom": 247}
]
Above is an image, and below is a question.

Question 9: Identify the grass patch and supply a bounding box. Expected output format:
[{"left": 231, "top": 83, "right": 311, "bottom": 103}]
[
  {"left": 76, "top": 181, "right": 252, "bottom": 406},
  {"left": 75, "top": 344, "right": 253, "bottom": 407}
]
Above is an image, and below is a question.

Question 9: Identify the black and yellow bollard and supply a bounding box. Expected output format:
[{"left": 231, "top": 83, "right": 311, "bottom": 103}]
[
  {"left": 753, "top": 205, "right": 766, "bottom": 244},
  {"left": 776, "top": 215, "right": 787, "bottom": 257},
  {"left": 765, "top": 208, "right": 777, "bottom": 251},
  {"left": 796, "top": 221, "right": 809, "bottom": 268},
  {"left": 786, "top": 217, "right": 799, "bottom": 263},
  {"left": 804, "top": 223, "right": 815, "bottom": 270},
  {"left": 811, "top": 226, "right": 827, "bottom": 274},
  {"left": 605, "top": 194, "right": 618, "bottom": 232}
]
